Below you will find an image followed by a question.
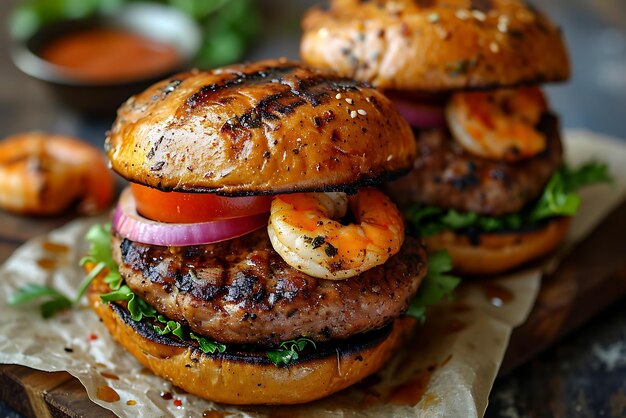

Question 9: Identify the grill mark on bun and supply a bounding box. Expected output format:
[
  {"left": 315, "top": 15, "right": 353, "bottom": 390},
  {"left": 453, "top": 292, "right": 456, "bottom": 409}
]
[
  {"left": 414, "top": 0, "right": 436, "bottom": 8},
  {"left": 470, "top": 0, "right": 493, "bottom": 12},
  {"left": 184, "top": 64, "right": 298, "bottom": 112},
  {"left": 219, "top": 72, "right": 361, "bottom": 141}
]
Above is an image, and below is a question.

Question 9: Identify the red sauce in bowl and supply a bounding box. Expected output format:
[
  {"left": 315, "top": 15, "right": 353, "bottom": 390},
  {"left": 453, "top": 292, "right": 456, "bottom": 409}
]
[{"left": 39, "top": 28, "right": 181, "bottom": 83}]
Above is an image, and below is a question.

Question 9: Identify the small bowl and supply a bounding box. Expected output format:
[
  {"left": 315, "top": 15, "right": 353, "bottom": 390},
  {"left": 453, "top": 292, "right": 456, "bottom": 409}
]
[{"left": 11, "top": 3, "right": 201, "bottom": 115}]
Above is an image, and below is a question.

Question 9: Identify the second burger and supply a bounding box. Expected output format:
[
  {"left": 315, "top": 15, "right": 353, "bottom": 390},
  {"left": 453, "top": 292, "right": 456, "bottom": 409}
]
[{"left": 302, "top": 0, "right": 610, "bottom": 275}]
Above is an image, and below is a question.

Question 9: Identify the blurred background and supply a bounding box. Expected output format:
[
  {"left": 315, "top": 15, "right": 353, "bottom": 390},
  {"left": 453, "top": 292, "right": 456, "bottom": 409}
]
[
  {"left": 0, "top": 0, "right": 625, "bottom": 417},
  {"left": 1, "top": 0, "right": 625, "bottom": 144}
]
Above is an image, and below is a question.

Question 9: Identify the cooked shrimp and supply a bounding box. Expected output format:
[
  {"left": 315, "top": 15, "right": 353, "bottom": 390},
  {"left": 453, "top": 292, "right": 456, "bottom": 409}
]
[
  {"left": 268, "top": 187, "right": 404, "bottom": 280},
  {"left": 446, "top": 87, "right": 548, "bottom": 162},
  {"left": 0, "top": 132, "right": 115, "bottom": 216}
]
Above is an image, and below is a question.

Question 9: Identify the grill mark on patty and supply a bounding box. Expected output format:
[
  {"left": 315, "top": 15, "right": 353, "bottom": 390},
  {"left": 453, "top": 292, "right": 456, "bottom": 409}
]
[
  {"left": 113, "top": 230, "right": 427, "bottom": 344},
  {"left": 387, "top": 113, "right": 562, "bottom": 215}
]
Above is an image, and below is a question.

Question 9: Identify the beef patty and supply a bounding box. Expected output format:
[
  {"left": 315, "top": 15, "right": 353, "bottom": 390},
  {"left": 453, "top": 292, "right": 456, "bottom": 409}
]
[
  {"left": 385, "top": 114, "right": 563, "bottom": 216},
  {"left": 112, "top": 228, "right": 427, "bottom": 345}
]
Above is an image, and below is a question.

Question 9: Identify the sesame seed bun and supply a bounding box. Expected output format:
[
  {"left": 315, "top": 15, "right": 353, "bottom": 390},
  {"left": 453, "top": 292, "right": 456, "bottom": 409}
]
[
  {"left": 106, "top": 59, "right": 416, "bottom": 195},
  {"left": 301, "top": 0, "right": 570, "bottom": 91},
  {"left": 423, "top": 217, "right": 571, "bottom": 275}
]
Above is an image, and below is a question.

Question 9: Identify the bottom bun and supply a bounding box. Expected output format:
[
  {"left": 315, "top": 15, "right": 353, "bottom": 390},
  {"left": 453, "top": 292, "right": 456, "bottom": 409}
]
[
  {"left": 424, "top": 217, "right": 571, "bottom": 276},
  {"left": 87, "top": 277, "right": 414, "bottom": 405}
]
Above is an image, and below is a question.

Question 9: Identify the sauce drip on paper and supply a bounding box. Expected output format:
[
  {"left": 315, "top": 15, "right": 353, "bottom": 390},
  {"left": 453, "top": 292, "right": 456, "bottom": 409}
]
[
  {"left": 36, "top": 258, "right": 57, "bottom": 270},
  {"left": 41, "top": 241, "right": 69, "bottom": 254},
  {"left": 388, "top": 368, "right": 434, "bottom": 406},
  {"left": 96, "top": 385, "right": 120, "bottom": 403},
  {"left": 445, "top": 319, "right": 467, "bottom": 334}
]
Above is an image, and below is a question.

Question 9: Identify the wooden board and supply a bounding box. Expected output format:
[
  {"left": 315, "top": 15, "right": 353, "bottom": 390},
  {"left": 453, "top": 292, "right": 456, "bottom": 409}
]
[{"left": 1, "top": 198, "right": 626, "bottom": 417}]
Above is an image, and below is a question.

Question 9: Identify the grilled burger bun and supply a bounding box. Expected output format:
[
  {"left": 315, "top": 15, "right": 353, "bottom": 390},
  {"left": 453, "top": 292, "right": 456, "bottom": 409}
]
[
  {"left": 300, "top": 1, "right": 575, "bottom": 275},
  {"left": 301, "top": 0, "right": 570, "bottom": 91},
  {"left": 423, "top": 217, "right": 571, "bottom": 276},
  {"left": 87, "top": 262, "right": 417, "bottom": 405},
  {"left": 92, "top": 59, "right": 428, "bottom": 404},
  {"left": 106, "top": 59, "right": 416, "bottom": 195}
]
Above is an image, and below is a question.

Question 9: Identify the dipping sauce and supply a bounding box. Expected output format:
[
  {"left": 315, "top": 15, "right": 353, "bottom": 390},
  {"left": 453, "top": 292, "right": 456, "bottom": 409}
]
[{"left": 38, "top": 28, "right": 181, "bottom": 83}]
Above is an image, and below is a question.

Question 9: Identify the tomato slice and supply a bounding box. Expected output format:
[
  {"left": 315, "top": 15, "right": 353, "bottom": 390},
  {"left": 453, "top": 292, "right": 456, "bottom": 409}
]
[{"left": 130, "top": 183, "right": 272, "bottom": 223}]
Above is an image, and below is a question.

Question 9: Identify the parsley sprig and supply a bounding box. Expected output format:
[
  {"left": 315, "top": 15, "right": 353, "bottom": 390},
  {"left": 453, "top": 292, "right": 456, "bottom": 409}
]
[
  {"left": 406, "top": 162, "right": 612, "bottom": 237},
  {"left": 8, "top": 284, "right": 73, "bottom": 319},
  {"left": 266, "top": 338, "right": 317, "bottom": 366},
  {"left": 406, "top": 250, "right": 460, "bottom": 323},
  {"left": 7, "top": 225, "right": 117, "bottom": 318}
]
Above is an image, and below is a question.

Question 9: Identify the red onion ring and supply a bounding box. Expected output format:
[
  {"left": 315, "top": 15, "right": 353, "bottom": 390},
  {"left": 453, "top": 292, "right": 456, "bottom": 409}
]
[
  {"left": 113, "top": 188, "right": 268, "bottom": 246},
  {"left": 391, "top": 97, "right": 447, "bottom": 129}
]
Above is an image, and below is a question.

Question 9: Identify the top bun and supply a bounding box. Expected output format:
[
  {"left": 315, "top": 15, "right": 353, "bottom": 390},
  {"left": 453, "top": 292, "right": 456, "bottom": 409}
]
[
  {"left": 301, "top": 0, "right": 570, "bottom": 91},
  {"left": 106, "top": 59, "right": 416, "bottom": 195}
]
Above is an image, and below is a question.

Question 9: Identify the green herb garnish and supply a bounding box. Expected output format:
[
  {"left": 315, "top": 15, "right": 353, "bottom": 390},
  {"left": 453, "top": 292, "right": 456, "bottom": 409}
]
[
  {"left": 406, "top": 162, "right": 612, "bottom": 237},
  {"left": 100, "top": 284, "right": 156, "bottom": 322},
  {"left": 8, "top": 223, "right": 120, "bottom": 318},
  {"left": 79, "top": 223, "right": 123, "bottom": 291},
  {"left": 266, "top": 337, "right": 317, "bottom": 366},
  {"left": 530, "top": 161, "right": 611, "bottom": 222},
  {"left": 190, "top": 333, "right": 227, "bottom": 354},
  {"left": 8, "top": 283, "right": 73, "bottom": 319},
  {"left": 406, "top": 250, "right": 460, "bottom": 323},
  {"left": 155, "top": 317, "right": 186, "bottom": 340}
]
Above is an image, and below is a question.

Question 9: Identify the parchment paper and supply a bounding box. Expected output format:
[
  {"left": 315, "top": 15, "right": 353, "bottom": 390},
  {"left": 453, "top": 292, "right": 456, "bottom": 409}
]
[{"left": 0, "top": 130, "right": 625, "bottom": 418}]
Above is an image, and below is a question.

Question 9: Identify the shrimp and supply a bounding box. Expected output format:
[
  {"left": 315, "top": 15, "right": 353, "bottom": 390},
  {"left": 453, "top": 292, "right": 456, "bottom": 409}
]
[
  {"left": 446, "top": 87, "right": 548, "bottom": 162},
  {"left": 0, "top": 132, "right": 115, "bottom": 216},
  {"left": 267, "top": 187, "right": 404, "bottom": 280}
]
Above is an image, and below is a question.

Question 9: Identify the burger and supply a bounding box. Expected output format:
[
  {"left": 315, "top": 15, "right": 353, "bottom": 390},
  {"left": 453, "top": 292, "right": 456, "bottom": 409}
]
[
  {"left": 83, "top": 59, "right": 433, "bottom": 404},
  {"left": 301, "top": 0, "right": 610, "bottom": 275}
]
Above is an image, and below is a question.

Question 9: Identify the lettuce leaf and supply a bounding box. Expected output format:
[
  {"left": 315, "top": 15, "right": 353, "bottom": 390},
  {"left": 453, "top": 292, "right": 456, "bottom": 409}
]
[
  {"left": 79, "top": 223, "right": 123, "bottom": 290},
  {"left": 406, "top": 251, "right": 460, "bottom": 323}
]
